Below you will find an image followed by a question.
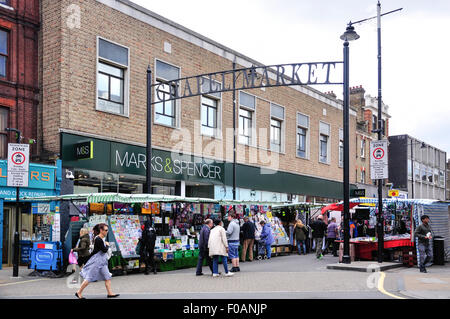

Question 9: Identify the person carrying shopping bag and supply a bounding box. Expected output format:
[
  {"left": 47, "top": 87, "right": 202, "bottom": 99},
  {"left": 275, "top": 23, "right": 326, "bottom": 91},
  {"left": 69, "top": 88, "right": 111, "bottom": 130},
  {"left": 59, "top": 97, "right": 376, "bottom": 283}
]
[
  {"left": 71, "top": 228, "right": 91, "bottom": 268},
  {"left": 75, "top": 223, "right": 119, "bottom": 299}
]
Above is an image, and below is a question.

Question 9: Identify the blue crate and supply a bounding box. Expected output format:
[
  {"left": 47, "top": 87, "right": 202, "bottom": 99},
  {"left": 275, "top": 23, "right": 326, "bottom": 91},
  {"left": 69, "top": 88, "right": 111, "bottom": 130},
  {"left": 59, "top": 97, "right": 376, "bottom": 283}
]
[{"left": 29, "top": 241, "right": 62, "bottom": 271}]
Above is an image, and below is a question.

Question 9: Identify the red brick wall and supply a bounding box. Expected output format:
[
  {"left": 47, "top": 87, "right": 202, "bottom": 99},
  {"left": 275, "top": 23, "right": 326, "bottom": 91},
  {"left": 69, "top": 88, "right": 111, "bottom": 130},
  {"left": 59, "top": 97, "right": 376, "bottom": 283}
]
[{"left": 0, "top": 0, "right": 40, "bottom": 157}]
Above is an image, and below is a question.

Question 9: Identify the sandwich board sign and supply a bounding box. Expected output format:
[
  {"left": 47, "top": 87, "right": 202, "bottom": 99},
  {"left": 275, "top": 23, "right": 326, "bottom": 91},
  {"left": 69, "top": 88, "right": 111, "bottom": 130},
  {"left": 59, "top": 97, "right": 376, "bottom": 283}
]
[
  {"left": 7, "top": 143, "right": 30, "bottom": 187},
  {"left": 370, "top": 140, "right": 388, "bottom": 180}
]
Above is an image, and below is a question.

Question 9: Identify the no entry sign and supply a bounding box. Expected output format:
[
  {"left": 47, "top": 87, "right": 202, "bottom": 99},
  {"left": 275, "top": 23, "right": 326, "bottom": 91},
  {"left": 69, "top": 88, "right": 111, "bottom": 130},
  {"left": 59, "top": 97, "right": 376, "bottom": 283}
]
[
  {"left": 7, "top": 143, "right": 30, "bottom": 187},
  {"left": 370, "top": 140, "right": 388, "bottom": 180}
]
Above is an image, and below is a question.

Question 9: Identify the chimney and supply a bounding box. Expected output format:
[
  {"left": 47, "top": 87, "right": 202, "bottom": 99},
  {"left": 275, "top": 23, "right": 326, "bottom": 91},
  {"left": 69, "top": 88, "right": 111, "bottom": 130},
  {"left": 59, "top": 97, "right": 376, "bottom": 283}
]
[
  {"left": 324, "top": 91, "right": 337, "bottom": 99},
  {"left": 350, "top": 85, "right": 365, "bottom": 108}
]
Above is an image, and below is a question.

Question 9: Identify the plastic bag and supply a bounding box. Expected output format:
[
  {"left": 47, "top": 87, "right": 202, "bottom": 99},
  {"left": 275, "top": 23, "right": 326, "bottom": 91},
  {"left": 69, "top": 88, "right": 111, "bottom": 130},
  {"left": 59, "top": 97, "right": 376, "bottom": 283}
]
[{"left": 68, "top": 251, "right": 78, "bottom": 265}]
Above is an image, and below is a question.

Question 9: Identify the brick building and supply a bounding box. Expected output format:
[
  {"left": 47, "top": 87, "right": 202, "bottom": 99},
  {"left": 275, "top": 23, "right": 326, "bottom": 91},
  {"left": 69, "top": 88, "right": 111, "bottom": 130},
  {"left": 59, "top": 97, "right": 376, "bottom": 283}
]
[
  {"left": 350, "top": 85, "right": 390, "bottom": 197},
  {"left": 38, "top": 0, "right": 357, "bottom": 208},
  {"left": 0, "top": 0, "right": 39, "bottom": 158}
]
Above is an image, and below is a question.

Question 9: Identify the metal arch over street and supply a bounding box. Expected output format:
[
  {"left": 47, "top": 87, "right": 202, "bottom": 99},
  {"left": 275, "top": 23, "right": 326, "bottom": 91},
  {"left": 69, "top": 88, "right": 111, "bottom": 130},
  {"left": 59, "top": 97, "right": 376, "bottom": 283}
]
[{"left": 150, "top": 61, "right": 343, "bottom": 104}]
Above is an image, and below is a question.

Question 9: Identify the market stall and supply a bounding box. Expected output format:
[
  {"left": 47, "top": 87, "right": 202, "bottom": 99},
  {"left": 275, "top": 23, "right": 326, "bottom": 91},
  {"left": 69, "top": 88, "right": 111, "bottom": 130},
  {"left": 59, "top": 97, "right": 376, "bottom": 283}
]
[
  {"left": 322, "top": 198, "right": 449, "bottom": 265},
  {"left": 21, "top": 193, "right": 290, "bottom": 273}
]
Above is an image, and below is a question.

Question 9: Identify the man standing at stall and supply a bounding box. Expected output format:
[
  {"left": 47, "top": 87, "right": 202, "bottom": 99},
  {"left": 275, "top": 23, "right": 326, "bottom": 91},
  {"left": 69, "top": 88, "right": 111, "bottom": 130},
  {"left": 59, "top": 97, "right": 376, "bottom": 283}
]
[
  {"left": 414, "top": 215, "right": 433, "bottom": 273},
  {"left": 196, "top": 219, "right": 214, "bottom": 276},
  {"left": 226, "top": 212, "right": 241, "bottom": 272},
  {"left": 310, "top": 215, "right": 327, "bottom": 260},
  {"left": 241, "top": 216, "right": 256, "bottom": 262},
  {"left": 141, "top": 221, "right": 157, "bottom": 275}
]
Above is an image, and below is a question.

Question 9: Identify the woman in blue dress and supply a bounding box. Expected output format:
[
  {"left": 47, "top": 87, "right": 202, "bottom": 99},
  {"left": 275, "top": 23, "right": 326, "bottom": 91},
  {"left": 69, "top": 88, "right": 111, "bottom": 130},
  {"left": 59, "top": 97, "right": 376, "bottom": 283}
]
[{"left": 75, "top": 223, "right": 119, "bottom": 299}]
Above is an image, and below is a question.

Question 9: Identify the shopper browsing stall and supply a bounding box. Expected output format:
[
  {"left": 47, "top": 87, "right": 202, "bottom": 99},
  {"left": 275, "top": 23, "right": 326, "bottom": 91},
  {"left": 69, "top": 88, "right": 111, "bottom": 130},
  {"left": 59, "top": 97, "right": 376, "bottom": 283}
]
[
  {"left": 208, "top": 219, "right": 234, "bottom": 277},
  {"left": 196, "top": 219, "right": 214, "bottom": 276},
  {"left": 325, "top": 218, "right": 339, "bottom": 257},
  {"left": 293, "top": 220, "right": 308, "bottom": 255},
  {"left": 140, "top": 220, "right": 157, "bottom": 275},
  {"left": 226, "top": 212, "right": 241, "bottom": 272},
  {"left": 241, "top": 216, "right": 256, "bottom": 262},
  {"left": 76, "top": 223, "right": 119, "bottom": 299},
  {"left": 259, "top": 220, "right": 274, "bottom": 259}
]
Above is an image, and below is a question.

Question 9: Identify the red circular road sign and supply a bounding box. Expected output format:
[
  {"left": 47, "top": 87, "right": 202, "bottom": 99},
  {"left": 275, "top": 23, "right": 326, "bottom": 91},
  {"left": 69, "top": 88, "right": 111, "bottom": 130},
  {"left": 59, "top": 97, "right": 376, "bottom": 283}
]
[
  {"left": 11, "top": 151, "right": 26, "bottom": 165},
  {"left": 373, "top": 147, "right": 385, "bottom": 160}
]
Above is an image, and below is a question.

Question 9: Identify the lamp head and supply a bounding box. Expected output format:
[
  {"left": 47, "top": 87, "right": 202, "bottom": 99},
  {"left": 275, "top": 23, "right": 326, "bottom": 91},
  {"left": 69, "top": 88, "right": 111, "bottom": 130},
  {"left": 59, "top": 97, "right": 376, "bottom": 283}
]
[{"left": 340, "top": 24, "right": 360, "bottom": 42}]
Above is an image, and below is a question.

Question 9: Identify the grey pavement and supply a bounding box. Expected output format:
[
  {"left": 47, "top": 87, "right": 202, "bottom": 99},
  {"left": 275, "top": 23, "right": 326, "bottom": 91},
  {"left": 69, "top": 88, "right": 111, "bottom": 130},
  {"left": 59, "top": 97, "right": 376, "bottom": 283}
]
[{"left": 0, "top": 253, "right": 449, "bottom": 299}]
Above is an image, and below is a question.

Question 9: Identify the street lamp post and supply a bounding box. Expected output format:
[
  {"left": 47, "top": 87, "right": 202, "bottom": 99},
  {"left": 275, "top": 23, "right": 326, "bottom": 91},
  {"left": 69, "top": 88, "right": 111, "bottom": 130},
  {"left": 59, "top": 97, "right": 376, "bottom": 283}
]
[
  {"left": 340, "top": 24, "right": 359, "bottom": 264},
  {"left": 146, "top": 66, "right": 155, "bottom": 229},
  {"left": 5, "top": 128, "right": 22, "bottom": 277}
]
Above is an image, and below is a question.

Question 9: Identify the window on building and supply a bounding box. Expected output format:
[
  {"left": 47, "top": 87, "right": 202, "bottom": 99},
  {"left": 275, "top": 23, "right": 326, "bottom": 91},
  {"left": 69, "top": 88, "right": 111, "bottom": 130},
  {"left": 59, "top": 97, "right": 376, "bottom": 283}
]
[
  {"left": 360, "top": 139, "right": 365, "bottom": 158},
  {"left": 360, "top": 169, "right": 366, "bottom": 184},
  {"left": 338, "top": 128, "right": 344, "bottom": 167},
  {"left": 381, "top": 119, "right": 386, "bottom": 135},
  {"left": 421, "top": 164, "right": 427, "bottom": 182},
  {"left": 427, "top": 167, "right": 433, "bottom": 183},
  {"left": 239, "top": 108, "right": 252, "bottom": 145},
  {"left": 372, "top": 115, "right": 377, "bottom": 132},
  {"left": 408, "top": 159, "right": 412, "bottom": 179},
  {"left": 414, "top": 162, "right": 420, "bottom": 181},
  {"left": 297, "top": 113, "right": 309, "bottom": 158},
  {"left": 201, "top": 96, "right": 218, "bottom": 136},
  {"left": 155, "top": 60, "right": 180, "bottom": 127},
  {"left": 319, "top": 122, "right": 330, "bottom": 164},
  {"left": 439, "top": 170, "right": 445, "bottom": 187},
  {"left": 270, "top": 103, "right": 284, "bottom": 152},
  {"left": 238, "top": 92, "right": 255, "bottom": 145},
  {"left": 200, "top": 78, "right": 221, "bottom": 137},
  {"left": 0, "top": 29, "right": 8, "bottom": 78},
  {"left": 97, "top": 38, "right": 129, "bottom": 116},
  {"left": 0, "top": 107, "right": 8, "bottom": 158},
  {"left": 434, "top": 168, "right": 439, "bottom": 186},
  {"left": 270, "top": 118, "right": 282, "bottom": 152}
]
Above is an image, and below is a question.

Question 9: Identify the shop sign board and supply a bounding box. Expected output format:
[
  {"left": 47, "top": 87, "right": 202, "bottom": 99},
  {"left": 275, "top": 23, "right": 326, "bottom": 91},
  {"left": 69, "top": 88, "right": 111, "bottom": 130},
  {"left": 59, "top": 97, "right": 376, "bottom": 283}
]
[
  {"left": 388, "top": 189, "right": 400, "bottom": 197},
  {"left": 351, "top": 189, "right": 366, "bottom": 197},
  {"left": 370, "top": 140, "right": 388, "bottom": 180},
  {"left": 74, "top": 141, "right": 93, "bottom": 160},
  {"left": 7, "top": 143, "right": 30, "bottom": 187}
]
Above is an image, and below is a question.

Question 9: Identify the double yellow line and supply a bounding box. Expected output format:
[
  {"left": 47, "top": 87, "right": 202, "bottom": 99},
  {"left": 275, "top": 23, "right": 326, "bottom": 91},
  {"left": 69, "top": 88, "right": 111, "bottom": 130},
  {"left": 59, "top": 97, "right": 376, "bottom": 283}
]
[{"left": 377, "top": 272, "right": 406, "bottom": 299}]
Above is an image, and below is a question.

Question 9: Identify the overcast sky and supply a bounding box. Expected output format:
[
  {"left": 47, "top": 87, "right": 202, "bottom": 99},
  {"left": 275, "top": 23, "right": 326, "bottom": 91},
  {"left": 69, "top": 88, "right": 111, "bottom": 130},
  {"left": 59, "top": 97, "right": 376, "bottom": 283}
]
[{"left": 133, "top": 0, "right": 450, "bottom": 159}]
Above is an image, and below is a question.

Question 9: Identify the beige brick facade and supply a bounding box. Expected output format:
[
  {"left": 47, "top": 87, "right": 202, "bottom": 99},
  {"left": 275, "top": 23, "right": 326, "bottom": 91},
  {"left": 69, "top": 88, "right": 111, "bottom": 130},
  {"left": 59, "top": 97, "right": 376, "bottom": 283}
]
[{"left": 40, "top": 0, "right": 356, "bottom": 187}]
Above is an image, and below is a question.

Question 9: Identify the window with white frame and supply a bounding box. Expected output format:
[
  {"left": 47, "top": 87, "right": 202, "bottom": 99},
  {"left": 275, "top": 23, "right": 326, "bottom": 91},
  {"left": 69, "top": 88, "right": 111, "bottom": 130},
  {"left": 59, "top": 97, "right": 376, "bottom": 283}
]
[
  {"left": 155, "top": 60, "right": 180, "bottom": 127},
  {"left": 239, "top": 91, "right": 255, "bottom": 145},
  {"left": 319, "top": 122, "right": 330, "bottom": 164},
  {"left": 200, "top": 78, "right": 221, "bottom": 137},
  {"left": 360, "top": 169, "right": 366, "bottom": 183},
  {"left": 97, "top": 38, "right": 129, "bottom": 116},
  {"left": 360, "top": 139, "right": 366, "bottom": 158},
  {"left": 297, "top": 113, "right": 309, "bottom": 159},
  {"left": 270, "top": 103, "right": 284, "bottom": 152},
  {"left": 339, "top": 128, "right": 344, "bottom": 167}
]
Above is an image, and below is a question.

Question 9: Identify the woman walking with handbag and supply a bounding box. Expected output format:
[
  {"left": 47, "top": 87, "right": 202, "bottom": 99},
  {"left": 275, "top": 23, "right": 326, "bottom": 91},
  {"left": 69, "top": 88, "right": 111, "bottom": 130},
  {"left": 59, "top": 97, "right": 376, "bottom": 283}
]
[
  {"left": 75, "top": 223, "right": 119, "bottom": 299},
  {"left": 71, "top": 228, "right": 91, "bottom": 268}
]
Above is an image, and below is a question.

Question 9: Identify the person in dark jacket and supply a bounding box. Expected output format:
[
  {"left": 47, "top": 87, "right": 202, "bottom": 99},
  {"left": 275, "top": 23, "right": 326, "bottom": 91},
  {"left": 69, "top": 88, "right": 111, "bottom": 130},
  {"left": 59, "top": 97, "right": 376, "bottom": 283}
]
[
  {"left": 293, "top": 220, "right": 308, "bottom": 255},
  {"left": 140, "top": 220, "right": 157, "bottom": 275},
  {"left": 196, "top": 219, "right": 214, "bottom": 276},
  {"left": 310, "top": 215, "right": 327, "bottom": 259},
  {"left": 414, "top": 215, "right": 433, "bottom": 273},
  {"left": 72, "top": 228, "right": 91, "bottom": 267},
  {"left": 241, "top": 217, "right": 256, "bottom": 262}
]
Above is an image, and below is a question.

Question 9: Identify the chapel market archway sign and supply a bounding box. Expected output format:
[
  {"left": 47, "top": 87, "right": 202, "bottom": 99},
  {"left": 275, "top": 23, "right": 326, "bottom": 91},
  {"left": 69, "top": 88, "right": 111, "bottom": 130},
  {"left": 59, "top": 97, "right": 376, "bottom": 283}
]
[
  {"left": 145, "top": 58, "right": 355, "bottom": 264},
  {"left": 146, "top": 61, "right": 344, "bottom": 197}
]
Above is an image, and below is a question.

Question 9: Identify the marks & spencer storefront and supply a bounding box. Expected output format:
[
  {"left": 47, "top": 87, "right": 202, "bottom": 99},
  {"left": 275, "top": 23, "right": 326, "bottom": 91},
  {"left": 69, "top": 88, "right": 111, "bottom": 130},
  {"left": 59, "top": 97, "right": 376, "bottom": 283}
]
[{"left": 61, "top": 132, "right": 349, "bottom": 203}]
